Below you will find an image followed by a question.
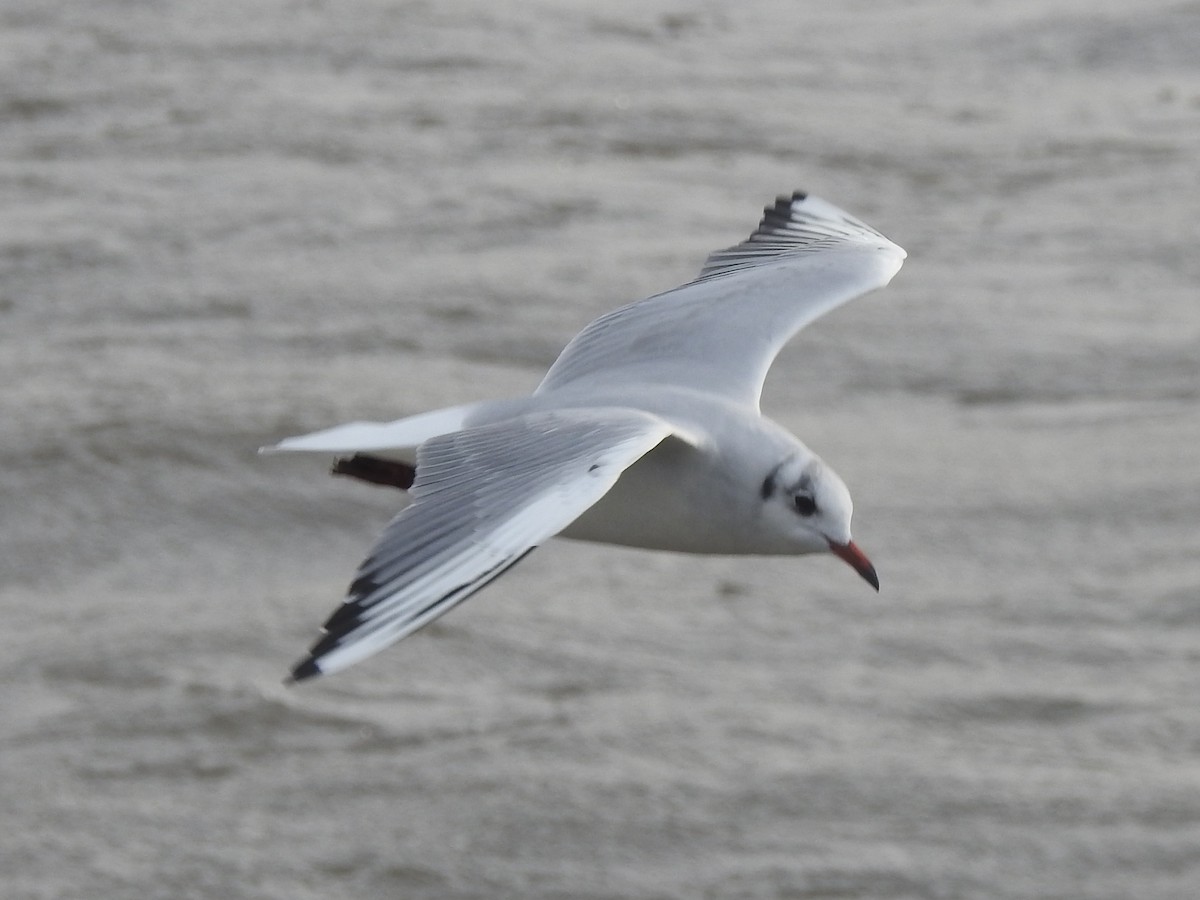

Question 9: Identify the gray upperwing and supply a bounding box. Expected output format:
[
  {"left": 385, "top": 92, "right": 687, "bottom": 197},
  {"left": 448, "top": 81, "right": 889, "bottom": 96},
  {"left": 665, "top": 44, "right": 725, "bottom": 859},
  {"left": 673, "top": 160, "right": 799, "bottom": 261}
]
[
  {"left": 289, "top": 408, "right": 680, "bottom": 680},
  {"left": 535, "top": 192, "right": 905, "bottom": 409}
]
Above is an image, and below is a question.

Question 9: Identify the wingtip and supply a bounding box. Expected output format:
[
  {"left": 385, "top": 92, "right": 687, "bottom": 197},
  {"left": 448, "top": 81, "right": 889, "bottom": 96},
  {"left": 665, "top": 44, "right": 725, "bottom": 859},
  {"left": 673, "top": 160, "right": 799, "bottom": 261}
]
[
  {"left": 286, "top": 657, "right": 323, "bottom": 684},
  {"left": 767, "top": 190, "right": 809, "bottom": 216}
]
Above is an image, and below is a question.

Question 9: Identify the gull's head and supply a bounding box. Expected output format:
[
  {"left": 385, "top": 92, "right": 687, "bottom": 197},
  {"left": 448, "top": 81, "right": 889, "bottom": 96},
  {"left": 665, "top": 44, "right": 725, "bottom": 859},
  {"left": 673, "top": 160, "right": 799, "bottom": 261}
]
[{"left": 759, "top": 453, "right": 879, "bottom": 591}]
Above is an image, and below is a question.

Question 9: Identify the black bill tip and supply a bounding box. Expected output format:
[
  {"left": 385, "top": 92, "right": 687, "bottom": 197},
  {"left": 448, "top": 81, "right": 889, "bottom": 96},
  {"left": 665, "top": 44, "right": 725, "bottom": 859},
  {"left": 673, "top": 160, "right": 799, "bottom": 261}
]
[{"left": 828, "top": 539, "right": 880, "bottom": 592}]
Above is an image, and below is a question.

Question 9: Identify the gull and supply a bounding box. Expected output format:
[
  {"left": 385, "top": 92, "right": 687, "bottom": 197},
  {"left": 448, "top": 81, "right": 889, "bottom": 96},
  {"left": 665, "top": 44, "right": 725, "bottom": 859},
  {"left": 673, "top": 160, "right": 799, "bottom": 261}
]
[{"left": 263, "top": 191, "right": 906, "bottom": 681}]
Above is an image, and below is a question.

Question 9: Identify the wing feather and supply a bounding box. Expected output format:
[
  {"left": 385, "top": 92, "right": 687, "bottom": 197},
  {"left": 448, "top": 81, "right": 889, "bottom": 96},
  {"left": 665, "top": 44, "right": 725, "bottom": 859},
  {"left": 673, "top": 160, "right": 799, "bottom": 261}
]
[
  {"left": 535, "top": 192, "right": 905, "bottom": 409},
  {"left": 289, "top": 408, "right": 678, "bottom": 680}
]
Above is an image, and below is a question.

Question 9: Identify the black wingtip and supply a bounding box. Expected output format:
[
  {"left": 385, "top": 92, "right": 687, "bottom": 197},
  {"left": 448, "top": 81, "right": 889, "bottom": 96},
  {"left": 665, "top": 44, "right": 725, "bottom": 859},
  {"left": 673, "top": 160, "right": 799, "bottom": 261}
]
[
  {"left": 762, "top": 190, "right": 810, "bottom": 227},
  {"left": 287, "top": 657, "right": 323, "bottom": 684}
]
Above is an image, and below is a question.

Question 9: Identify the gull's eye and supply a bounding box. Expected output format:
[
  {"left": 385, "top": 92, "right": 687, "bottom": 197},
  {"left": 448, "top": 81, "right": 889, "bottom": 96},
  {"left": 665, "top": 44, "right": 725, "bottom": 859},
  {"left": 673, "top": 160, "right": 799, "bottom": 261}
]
[{"left": 793, "top": 494, "right": 817, "bottom": 517}]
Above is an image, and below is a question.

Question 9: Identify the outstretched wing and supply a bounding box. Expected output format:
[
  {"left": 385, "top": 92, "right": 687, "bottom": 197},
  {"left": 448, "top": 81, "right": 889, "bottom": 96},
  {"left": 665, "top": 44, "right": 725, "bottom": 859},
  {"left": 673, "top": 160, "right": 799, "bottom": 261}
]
[
  {"left": 535, "top": 192, "right": 906, "bottom": 409},
  {"left": 289, "top": 408, "right": 680, "bottom": 680}
]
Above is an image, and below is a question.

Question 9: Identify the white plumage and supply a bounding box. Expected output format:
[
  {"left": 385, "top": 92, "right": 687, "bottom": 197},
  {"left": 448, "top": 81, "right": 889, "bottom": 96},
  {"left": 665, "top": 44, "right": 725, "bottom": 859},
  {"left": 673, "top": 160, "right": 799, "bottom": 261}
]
[{"left": 263, "top": 192, "right": 905, "bottom": 681}]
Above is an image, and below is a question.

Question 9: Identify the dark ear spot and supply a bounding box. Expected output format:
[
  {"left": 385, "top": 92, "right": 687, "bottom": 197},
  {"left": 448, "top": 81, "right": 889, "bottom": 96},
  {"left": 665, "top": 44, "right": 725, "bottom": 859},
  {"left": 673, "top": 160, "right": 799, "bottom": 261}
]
[{"left": 760, "top": 471, "right": 776, "bottom": 499}]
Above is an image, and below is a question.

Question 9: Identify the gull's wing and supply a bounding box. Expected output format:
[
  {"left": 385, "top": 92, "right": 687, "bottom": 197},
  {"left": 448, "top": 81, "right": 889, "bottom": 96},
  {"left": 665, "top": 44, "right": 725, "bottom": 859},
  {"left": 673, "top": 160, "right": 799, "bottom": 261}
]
[
  {"left": 289, "top": 408, "right": 681, "bottom": 680},
  {"left": 535, "top": 192, "right": 906, "bottom": 409}
]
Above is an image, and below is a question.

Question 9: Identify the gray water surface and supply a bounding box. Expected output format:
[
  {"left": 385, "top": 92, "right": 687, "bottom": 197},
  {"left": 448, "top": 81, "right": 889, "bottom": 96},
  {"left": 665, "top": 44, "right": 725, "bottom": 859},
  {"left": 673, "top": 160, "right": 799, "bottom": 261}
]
[{"left": 3, "top": 1, "right": 1199, "bottom": 898}]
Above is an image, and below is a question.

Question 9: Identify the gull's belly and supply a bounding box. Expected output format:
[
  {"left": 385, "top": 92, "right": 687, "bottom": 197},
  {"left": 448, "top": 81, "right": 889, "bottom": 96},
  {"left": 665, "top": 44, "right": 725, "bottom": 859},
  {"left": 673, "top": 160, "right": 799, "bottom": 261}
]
[{"left": 558, "top": 438, "right": 784, "bottom": 555}]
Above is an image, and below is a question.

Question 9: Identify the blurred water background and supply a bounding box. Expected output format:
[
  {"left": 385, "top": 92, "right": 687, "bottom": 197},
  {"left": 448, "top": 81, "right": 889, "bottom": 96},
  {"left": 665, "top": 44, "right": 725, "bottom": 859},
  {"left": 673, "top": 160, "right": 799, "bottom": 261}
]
[{"left": 2, "top": 1, "right": 1199, "bottom": 897}]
